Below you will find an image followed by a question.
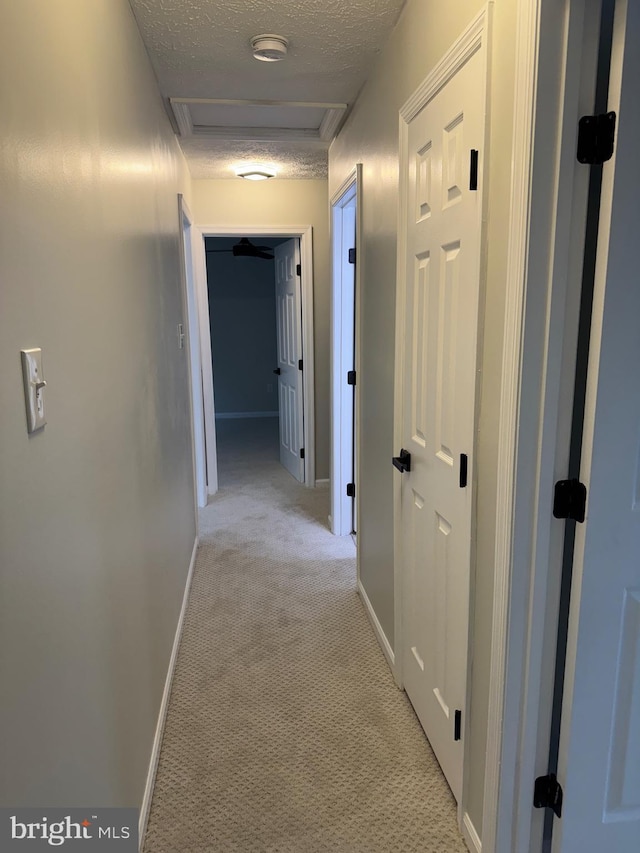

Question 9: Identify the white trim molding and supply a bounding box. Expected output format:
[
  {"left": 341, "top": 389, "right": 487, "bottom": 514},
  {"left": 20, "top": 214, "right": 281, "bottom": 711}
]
[
  {"left": 178, "top": 195, "right": 206, "bottom": 513},
  {"left": 198, "top": 225, "right": 316, "bottom": 489},
  {"left": 400, "top": 8, "right": 487, "bottom": 123},
  {"left": 329, "top": 165, "right": 362, "bottom": 542},
  {"left": 357, "top": 580, "right": 395, "bottom": 672},
  {"left": 191, "top": 222, "right": 219, "bottom": 499},
  {"left": 484, "top": 1, "right": 602, "bottom": 851},
  {"left": 481, "top": 0, "right": 540, "bottom": 847},
  {"left": 462, "top": 812, "right": 482, "bottom": 853},
  {"left": 139, "top": 537, "right": 199, "bottom": 849}
]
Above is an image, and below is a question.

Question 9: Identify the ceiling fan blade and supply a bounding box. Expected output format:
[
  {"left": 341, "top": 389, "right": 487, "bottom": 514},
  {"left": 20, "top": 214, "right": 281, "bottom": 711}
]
[{"left": 206, "top": 238, "right": 274, "bottom": 259}]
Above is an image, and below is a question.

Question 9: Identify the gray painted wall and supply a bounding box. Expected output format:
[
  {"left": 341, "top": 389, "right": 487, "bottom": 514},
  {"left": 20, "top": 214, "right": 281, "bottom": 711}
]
[
  {"left": 329, "top": 0, "right": 518, "bottom": 837},
  {"left": 206, "top": 241, "right": 278, "bottom": 415},
  {"left": 0, "top": 0, "right": 195, "bottom": 808}
]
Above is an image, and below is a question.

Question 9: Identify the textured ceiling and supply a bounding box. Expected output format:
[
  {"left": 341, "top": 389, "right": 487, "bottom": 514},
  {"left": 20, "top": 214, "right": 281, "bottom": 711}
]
[{"left": 129, "top": 0, "right": 406, "bottom": 178}]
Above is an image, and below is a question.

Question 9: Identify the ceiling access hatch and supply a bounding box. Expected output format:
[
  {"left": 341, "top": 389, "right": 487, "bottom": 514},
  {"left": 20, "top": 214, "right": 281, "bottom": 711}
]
[{"left": 170, "top": 98, "right": 348, "bottom": 145}]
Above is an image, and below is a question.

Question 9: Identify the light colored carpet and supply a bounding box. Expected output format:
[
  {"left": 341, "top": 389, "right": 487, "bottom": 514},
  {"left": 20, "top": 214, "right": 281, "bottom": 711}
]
[{"left": 143, "top": 418, "right": 467, "bottom": 852}]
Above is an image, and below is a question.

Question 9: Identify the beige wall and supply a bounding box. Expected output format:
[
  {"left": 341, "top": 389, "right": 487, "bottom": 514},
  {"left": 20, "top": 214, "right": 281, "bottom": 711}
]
[
  {"left": 0, "top": 0, "right": 195, "bottom": 807},
  {"left": 329, "top": 0, "right": 517, "bottom": 836},
  {"left": 192, "top": 179, "right": 331, "bottom": 479}
]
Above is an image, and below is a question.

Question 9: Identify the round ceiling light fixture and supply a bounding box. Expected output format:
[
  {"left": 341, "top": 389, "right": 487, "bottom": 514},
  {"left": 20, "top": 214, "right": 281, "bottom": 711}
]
[
  {"left": 235, "top": 164, "right": 277, "bottom": 181},
  {"left": 251, "top": 34, "right": 289, "bottom": 62}
]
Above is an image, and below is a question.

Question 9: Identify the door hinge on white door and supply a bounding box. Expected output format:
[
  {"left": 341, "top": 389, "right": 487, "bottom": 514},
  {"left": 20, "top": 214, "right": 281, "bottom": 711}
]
[
  {"left": 346, "top": 482, "right": 355, "bottom": 498},
  {"left": 534, "top": 773, "right": 563, "bottom": 818},
  {"left": 348, "top": 247, "right": 356, "bottom": 264},
  {"left": 296, "top": 263, "right": 301, "bottom": 276},
  {"left": 300, "top": 448, "right": 305, "bottom": 459},
  {"left": 577, "top": 112, "right": 616, "bottom": 164},
  {"left": 454, "top": 710, "right": 462, "bottom": 741},
  {"left": 553, "top": 479, "right": 587, "bottom": 522}
]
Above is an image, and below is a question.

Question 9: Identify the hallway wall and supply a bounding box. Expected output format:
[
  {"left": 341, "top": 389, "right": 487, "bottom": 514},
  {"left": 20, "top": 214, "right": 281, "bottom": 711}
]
[
  {"left": 329, "top": 0, "right": 518, "bottom": 837},
  {"left": 0, "top": 0, "right": 196, "bottom": 809},
  {"left": 192, "top": 179, "right": 331, "bottom": 479}
]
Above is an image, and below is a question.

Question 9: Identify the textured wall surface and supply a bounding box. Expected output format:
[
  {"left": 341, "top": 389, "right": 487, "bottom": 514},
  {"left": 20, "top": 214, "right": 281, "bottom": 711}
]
[
  {"left": 192, "top": 179, "right": 331, "bottom": 480},
  {"left": 0, "top": 0, "right": 195, "bottom": 808},
  {"left": 329, "top": 0, "right": 518, "bottom": 838}
]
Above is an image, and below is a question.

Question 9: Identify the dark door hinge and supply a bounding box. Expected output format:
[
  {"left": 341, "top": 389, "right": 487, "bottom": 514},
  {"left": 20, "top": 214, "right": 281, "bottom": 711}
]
[
  {"left": 298, "top": 359, "right": 303, "bottom": 371},
  {"left": 300, "top": 448, "right": 305, "bottom": 459},
  {"left": 346, "top": 482, "right": 356, "bottom": 498},
  {"left": 577, "top": 112, "right": 616, "bottom": 165},
  {"left": 553, "top": 479, "right": 587, "bottom": 523},
  {"left": 296, "top": 263, "right": 301, "bottom": 276},
  {"left": 459, "top": 454, "right": 468, "bottom": 488},
  {"left": 534, "top": 774, "right": 563, "bottom": 818},
  {"left": 454, "top": 710, "right": 462, "bottom": 741},
  {"left": 348, "top": 247, "right": 356, "bottom": 265},
  {"left": 469, "top": 150, "right": 479, "bottom": 191},
  {"left": 347, "top": 370, "right": 356, "bottom": 386}
]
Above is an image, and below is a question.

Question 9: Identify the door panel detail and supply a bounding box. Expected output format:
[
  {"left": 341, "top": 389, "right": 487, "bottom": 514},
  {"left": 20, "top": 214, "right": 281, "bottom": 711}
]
[
  {"left": 400, "top": 41, "right": 485, "bottom": 803},
  {"left": 443, "top": 114, "right": 464, "bottom": 207},
  {"left": 412, "top": 252, "right": 431, "bottom": 446},
  {"left": 417, "top": 142, "right": 433, "bottom": 221}
]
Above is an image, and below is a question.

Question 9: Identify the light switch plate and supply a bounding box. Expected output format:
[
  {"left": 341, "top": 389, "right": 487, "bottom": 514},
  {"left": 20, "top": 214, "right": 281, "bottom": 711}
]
[{"left": 21, "top": 348, "right": 47, "bottom": 433}]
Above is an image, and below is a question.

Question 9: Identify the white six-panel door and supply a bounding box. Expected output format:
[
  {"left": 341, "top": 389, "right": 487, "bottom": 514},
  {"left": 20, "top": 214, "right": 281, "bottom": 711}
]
[
  {"left": 275, "top": 239, "right": 305, "bottom": 483},
  {"left": 399, "top": 42, "right": 485, "bottom": 802},
  {"left": 554, "top": 1, "right": 640, "bottom": 849}
]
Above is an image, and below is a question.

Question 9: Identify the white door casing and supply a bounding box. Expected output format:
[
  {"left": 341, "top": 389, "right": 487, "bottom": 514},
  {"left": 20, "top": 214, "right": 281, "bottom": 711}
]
[
  {"left": 330, "top": 169, "right": 359, "bottom": 537},
  {"left": 275, "top": 239, "right": 305, "bottom": 483},
  {"left": 396, "top": 19, "right": 487, "bottom": 805},
  {"left": 195, "top": 225, "right": 315, "bottom": 489},
  {"left": 554, "top": 1, "right": 640, "bottom": 849},
  {"left": 178, "top": 196, "right": 206, "bottom": 510}
]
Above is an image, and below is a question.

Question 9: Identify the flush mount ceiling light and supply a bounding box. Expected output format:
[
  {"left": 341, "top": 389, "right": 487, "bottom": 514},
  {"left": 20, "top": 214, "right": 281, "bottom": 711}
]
[
  {"left": 251, "top": 34, "right": 288, "bottom": 62},
  {"left": 235, "top": 164, "right": 277, "bottom": 181}
]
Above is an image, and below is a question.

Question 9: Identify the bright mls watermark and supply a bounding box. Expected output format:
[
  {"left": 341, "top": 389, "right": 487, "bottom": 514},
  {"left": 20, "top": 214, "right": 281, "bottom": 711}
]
[{"left": 0, "top": 809, "right": 138, "bottom": 850}]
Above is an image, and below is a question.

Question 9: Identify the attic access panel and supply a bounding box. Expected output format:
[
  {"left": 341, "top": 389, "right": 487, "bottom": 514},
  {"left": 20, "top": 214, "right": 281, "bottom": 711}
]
[{"left": 170, "top": 98, "right": 347, "bottom": 144}]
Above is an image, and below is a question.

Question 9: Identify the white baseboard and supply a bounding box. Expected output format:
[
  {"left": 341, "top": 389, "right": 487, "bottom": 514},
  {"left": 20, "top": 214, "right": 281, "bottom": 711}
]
[
  {"left": 462, "top": 811, "right": 482, "bottom": 853},
  {"left": 315, "top": 478, "right": 329, "bottom": 486},
  {"left": 138, "top": 536, "right": 199, "bottom": 850},
  {"left": 215, "top": 411, "right": 278, "bottom": 419},
  {"left": 357, "top": 579, "right": 395, "bottom": 672}
]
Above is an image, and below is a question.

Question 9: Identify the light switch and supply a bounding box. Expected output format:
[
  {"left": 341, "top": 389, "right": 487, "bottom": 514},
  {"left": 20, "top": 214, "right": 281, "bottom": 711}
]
[{"left": 21, "top": 348, "right": 47, "bottom": 433}]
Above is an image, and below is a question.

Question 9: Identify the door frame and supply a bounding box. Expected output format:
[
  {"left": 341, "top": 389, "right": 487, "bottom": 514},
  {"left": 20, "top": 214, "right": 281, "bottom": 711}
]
[
  {"left": 330, "top": 165, "right": 362, "bottom": 541},
  {"left": 482, "top": 0, "right": 603, "bottom": 851},
  {"left": 195, "top": 224, "right": 315, "bottom": 489},
  {"left": 178, "top": 195, "right": 218, "bottom": 507},
  {"left": 393, "top": 7, "right": 491, "bottom": 834}
]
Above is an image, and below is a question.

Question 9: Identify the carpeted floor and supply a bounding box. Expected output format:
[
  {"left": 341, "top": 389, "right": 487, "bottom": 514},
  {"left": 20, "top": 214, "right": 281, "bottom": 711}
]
[{"left": 143, "top": 418, "right": 467, "bottom": 852}]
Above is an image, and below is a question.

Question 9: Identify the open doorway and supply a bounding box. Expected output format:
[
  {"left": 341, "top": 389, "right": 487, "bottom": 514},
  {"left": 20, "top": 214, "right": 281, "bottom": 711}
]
[
  {"left": 192, "top": 226, "right": 316, "bottom": 493},
  {"left": 205, "top": 235, "right": 306, "bottom": 484}
]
